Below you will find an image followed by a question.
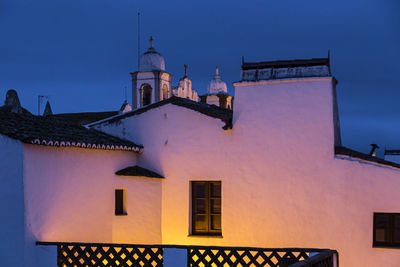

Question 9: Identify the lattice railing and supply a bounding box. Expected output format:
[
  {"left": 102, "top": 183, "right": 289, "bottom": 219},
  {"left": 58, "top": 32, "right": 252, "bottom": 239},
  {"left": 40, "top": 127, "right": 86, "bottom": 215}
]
[
  {"left": 57, "top": 243, "right": 163, "bottom": 267},
  {"left": 187, "top": 246, "right": 319, "bottom": 267},
  {"left": 36, "top": 242, "right": 338, "bottom": 267}
]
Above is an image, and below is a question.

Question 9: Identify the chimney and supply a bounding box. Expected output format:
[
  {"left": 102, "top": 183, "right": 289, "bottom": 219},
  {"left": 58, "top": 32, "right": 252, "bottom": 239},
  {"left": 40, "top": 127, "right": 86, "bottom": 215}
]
[{"left": 369, "top": 144, "right": 380, "bottom": 157}]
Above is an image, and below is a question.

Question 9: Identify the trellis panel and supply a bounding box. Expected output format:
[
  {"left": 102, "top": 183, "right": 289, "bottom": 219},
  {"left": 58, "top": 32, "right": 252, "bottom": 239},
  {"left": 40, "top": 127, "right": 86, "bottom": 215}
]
[{"left": 57, "top": 244, "right": 163, "bottom": 267}]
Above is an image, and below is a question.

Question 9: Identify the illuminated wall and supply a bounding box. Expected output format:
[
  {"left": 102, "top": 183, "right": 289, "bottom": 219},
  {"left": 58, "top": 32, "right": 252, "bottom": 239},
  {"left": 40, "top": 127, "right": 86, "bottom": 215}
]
[
  {"left": 23, "top": 145, "right": 162, "bottom": 246},
  {"left": 93, "top": 76, "right": 400, "bottom": 267}
]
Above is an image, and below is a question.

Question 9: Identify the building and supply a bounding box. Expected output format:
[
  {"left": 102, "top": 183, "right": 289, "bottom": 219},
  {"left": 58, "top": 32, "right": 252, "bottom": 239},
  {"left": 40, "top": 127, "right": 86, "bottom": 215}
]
[
  {"left": 199, "top": 66, "right": 233, "bottom": 110},
  {"left": 2, "top": 42, "right": 400, "bottom": 266},
  {"left": 172, "top": 65, "right": 199, "bottom": 102}
]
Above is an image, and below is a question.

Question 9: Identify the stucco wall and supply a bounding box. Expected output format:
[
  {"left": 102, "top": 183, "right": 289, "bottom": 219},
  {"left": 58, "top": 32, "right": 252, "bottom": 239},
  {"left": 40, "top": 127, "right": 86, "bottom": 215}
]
[
  {"left": 23, "top": 145, "right": 162, "bottom": 247},
  {"left": 93, "top": 77, "right": 400, "bottom": 266},
  {"left": 0, "top": 135, "right": 25, "bottom": 266}
]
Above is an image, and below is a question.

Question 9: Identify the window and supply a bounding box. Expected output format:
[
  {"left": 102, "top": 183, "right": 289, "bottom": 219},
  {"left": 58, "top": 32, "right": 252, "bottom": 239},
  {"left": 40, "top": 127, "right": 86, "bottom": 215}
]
[
  {"left": 162, "top": 84, "right": 169, "bottom": 100},
  {"left": 115, "top": 189, "right": 127, "bottom": 215},
  {"left": 373, "top": 213, "right": 400, "bottom": 247},
  {"left": 191, "top": 181, "right": 221, "bottom": 236},
  {"left": 141, "top": 84, "right": 152, "bottom": 106}
]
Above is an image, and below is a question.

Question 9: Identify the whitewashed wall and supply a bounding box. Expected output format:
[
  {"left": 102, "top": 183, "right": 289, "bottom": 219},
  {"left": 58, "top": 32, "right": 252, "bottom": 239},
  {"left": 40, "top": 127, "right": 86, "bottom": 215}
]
[
  {"left": 93, "top": 77, "right": 400, "bottom": 266},
  {"left": 0, "top": 135, "right": 24, "bottom": 266},
  {"left": 23, "top": 145, "right": 162, "bottom": 265}
]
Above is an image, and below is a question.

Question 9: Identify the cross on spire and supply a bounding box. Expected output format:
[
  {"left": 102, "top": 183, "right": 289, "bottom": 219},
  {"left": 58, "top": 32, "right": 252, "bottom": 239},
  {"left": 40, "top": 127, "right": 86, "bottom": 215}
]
[
  {"left": 184, "top": 64, "right": 188, "bottom": 77},
  {"left": 150, "top": 36, "right": 154, "bottom": 48},
  {"left": 216, "top": 66, "right": 219, "bottom": 76}
]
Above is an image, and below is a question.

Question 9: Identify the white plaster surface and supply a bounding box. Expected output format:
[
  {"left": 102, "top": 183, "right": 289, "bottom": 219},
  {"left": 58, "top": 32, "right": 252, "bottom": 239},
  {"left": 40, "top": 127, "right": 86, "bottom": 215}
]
[
  {"left": 92, "top": 77, "right": 400, "bottom": 266},
  {"left": 173, "top": 76, "right": 199, "bottom": 101},
  {"left": 0, "top": 135, "right": 25, "bottom": 266},
  {"left": 205, "top": 95, "right": 220, "bottom": 107},
  {"left": 23, "top": 145, "right": 161, "bottom": 246}
]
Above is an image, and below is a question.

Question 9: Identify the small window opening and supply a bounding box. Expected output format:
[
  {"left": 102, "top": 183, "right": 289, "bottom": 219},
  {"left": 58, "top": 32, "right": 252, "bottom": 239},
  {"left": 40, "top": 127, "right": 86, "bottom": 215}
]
[{"left": 115, "top": 189, "right": 127, "bottom": 215}]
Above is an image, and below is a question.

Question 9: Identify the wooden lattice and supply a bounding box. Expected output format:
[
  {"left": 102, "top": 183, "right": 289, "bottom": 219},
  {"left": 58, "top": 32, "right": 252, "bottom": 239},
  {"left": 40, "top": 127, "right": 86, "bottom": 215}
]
[
  {"left": 187, "top": 247, "right": 312, "bottom": 267},
  {"left": 35, "top": 241, "right": 337, "bottom": 267},
  {"left": 57, "top": 244, "right": 163, "bottom": 267}
]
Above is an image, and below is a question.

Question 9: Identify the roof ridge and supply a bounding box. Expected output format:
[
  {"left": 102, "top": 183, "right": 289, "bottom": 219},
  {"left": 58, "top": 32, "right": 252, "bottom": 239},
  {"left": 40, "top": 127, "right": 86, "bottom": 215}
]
[{"left": 88, "top": 96, "right": 233, "bottom": 129}]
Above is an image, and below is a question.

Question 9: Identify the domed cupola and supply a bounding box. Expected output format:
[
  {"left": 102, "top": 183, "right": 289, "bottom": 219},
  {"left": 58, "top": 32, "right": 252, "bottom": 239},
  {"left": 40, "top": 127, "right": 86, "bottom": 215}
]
[
  {"left": 131, "top": 36, "right": 172, "bottom": 109},
  {"left": 207, "top": 66, "right": 228, "bottom": 95},
  {"left": 139, "top": 36, "right": 166, "bottom": 72},
  {"left": 200, "top": 66, "right": 233, "bottom": 110}
]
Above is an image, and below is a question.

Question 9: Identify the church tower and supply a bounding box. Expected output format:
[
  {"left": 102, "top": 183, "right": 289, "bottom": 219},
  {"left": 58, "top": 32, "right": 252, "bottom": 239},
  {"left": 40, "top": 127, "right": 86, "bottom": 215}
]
[
  {"left": 130, "top": 37, "right": 173, "bottom": 109},
  {"left": 172, "top": 65, "right": 199, "bottom": 101},
  {"left": 200, "top": 66, "right": 233, "bottom": 110}
]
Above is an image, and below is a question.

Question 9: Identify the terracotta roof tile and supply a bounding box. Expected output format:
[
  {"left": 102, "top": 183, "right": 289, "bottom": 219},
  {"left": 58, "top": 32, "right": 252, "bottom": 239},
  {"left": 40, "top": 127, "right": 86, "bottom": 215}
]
[
  {"left": 0, "top": 107, "right": 143, "bottom": 152},
  {"left": 115, "top": 165, "right": 164, "bottom": 178},
  {"left": 90, "top": 96, "right": 233, "bottom": 129}
]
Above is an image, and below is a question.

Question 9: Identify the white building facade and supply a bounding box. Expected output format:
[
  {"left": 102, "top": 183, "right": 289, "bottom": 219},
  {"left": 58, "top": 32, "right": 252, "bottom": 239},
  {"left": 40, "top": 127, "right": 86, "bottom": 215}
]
[{"left": 2, "top": 55, "right": 400, "bottom": 266}]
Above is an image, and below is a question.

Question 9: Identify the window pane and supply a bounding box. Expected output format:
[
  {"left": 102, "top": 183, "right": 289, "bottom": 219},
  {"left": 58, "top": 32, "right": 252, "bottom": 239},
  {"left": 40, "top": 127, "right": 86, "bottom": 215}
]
[
  {"left": 195, "top": 215, "right": 207, "bottom": 230},
  {"left": 211, "top": 199, "right": 221, "bottom": 213},
  {"left": 211, "top": 215, "right": 221, "bottom": 230},
  {"left": 195, "top": 199, "right": 206, "bottom": 214},
  {"left": 115, "top": 189, "right": 124, "bottom": 215},
  {"left": 210, "top": 182, "right": 221, "bottom": 197},
  {"left": 193, "top": 183, "right": 206, "bottom": 198},
  {"left": 375, "top": 214, "right": 390, "bottom": 242}
]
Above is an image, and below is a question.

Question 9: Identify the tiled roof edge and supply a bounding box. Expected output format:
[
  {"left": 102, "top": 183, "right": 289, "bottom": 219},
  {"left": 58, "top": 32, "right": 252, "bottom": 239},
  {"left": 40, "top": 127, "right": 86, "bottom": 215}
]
[
  {"left": 242, "top": 57, "right": 330, "bottom": 70},
  {"left": 115, "top": 165, "right": 164, "bottom": 178},
  {"left": 26, "top": 138, "right": 143, "bottom": 152},
  {"left": 89, "top": 97, "right": 233, "bottom": 129},
  {"left": 384, "top": 150, "right": 400, "bottom": 155},
  {"left": 335, "top": 146, "right": 400, "bottom": 169}
]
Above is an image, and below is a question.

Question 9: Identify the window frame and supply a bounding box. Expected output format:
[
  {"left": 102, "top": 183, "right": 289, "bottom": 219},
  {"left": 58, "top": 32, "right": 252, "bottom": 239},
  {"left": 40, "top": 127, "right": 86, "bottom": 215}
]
[
  {"left": 191, "top": 181, "right": 222, "bottom": 236},
  {"left": 115, "top": 189, "right": 127, "bottom": 216},
  {"left": 373, "top": 212, "right": 400, "bottom": 248}
]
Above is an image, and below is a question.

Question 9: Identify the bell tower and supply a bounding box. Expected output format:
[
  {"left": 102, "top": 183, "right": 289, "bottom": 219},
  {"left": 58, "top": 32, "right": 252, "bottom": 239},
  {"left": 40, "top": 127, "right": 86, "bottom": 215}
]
[{"left": 130, "top": 37, "right": 173, "bottom": 109}]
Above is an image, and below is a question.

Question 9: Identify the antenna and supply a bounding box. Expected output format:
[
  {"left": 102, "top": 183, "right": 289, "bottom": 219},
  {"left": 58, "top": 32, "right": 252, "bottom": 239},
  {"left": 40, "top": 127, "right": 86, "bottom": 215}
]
[
  {"left": 38, "top": 95, "right": 49, "bottom": 115},
  {"left": 138, "top": 12, "right": 141, "bottom": 70},
  {"left": 124, "top": 86, "right": 127, "bottom": 102}
]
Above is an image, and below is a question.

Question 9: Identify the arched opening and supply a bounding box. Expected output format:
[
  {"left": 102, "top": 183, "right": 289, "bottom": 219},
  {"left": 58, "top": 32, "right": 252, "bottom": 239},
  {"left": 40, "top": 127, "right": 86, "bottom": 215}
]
[
  {"left": 141, "top": 84, "right": 152, "bottom": 106},
  {"left": 162, "top": 84, "right": 169, "bottom": 100}
]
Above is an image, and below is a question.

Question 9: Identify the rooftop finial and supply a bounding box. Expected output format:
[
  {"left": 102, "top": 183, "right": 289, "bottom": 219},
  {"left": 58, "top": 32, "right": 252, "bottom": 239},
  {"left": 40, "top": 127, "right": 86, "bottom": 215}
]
[
  {"left": 43, "top": 100, "right": 53, "bottom": 116},
  {"left": 4, "top": 89, "right": 22, "bottom": 114},
  {"left": 184, "top": 64, "right": 187, "bottom": 77},
  {"left": 216, "top": 66, "right": 219, "bottom": 76},
  {"left": 150, "top": 36, "right": 154, "bottom": 48}
]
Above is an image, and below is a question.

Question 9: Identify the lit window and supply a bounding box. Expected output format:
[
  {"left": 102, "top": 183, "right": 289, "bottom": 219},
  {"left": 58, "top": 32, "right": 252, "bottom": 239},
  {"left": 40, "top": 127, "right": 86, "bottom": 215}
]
[
  {"left": 115, "top": 189, "right": 127, "bottom": 216},
  {"left": 191, "top": 181, "right": 221, "bottom": 236},
  {"left": 162, "top": 84, "right": 169, "bottom": 100},
  {"left": 373, "top": 213, "right": 400, "bottom": 247}
]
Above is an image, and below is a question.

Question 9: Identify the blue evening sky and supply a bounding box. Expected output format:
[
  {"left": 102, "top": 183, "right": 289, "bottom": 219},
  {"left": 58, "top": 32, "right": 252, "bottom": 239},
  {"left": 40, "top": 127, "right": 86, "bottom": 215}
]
[{"left": 0, "top": 0, "right": 399, "bottom": 154}]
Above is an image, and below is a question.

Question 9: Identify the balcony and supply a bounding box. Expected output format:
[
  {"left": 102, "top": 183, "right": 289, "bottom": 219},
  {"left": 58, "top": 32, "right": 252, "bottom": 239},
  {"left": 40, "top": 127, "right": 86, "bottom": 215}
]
[{"left": 36, "top": 241, "right": 338, "bottom": 267}]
